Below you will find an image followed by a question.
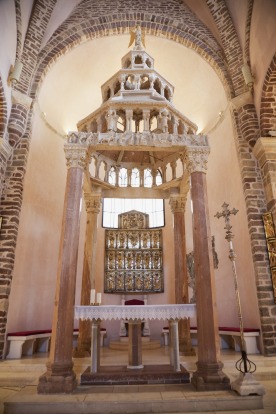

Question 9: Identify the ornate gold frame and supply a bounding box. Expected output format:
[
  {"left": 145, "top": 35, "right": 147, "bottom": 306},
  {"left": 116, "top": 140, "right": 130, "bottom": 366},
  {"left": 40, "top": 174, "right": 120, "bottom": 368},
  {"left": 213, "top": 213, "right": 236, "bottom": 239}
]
[
  {"left": 262, "top": 212, "right": 276, "bottom": 302},
  {"left": 104, "top": 210, "right": 164, "bottom": 293}
]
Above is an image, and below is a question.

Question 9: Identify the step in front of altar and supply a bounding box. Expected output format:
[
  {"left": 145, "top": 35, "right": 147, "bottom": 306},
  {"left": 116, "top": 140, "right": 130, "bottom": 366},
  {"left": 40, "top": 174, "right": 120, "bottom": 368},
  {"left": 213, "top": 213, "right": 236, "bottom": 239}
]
[
  {"left": 109, "top": 338, "right": 161, "bottom": 350},
  {"left": 80, "top": 364, "right": 190, "bottom": 385}
]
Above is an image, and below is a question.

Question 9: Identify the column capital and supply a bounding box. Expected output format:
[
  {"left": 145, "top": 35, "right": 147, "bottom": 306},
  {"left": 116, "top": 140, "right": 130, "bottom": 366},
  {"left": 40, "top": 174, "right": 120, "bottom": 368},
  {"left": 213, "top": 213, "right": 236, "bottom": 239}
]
[
  {"left": 11, "top": 89, "right": 33, "bottom": 110},
  {"left": 64, "top": 144, "right": 89, "bottom": 169},
  {"left": 184, "top": 147, "right": 210, "bottom": 174},
  {"left": 83, "top": 193, "right": 101, "bottom": 214},
  {"left": 253, "top": 137, "right": 276, "bottom": 167},
  {"left": 169, "top": 194, "right": 187, "bottom": 214}
]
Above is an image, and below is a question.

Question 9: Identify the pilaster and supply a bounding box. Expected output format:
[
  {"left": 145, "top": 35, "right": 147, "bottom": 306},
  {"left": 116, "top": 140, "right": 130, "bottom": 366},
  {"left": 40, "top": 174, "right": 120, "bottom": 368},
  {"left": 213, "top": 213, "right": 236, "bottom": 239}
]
[{"left": 253, "top": 137, "right": 276, "bottom": 221}]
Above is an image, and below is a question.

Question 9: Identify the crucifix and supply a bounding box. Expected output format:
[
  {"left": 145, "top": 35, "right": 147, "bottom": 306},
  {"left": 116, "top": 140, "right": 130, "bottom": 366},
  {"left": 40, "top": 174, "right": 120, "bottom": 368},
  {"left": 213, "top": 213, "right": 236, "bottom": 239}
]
[{"left": 214, "top": 202, "right": 255, "bottom": 374}]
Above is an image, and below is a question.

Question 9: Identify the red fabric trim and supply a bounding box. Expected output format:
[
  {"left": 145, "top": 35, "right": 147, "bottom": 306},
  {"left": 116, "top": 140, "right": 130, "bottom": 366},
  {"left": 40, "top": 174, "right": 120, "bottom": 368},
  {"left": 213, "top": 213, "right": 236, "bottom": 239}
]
[
  {"left": 7, "top": 330, "right": 52, "bottom": 336},
  {"left": 190, "top": 326, "right": 259, "bottom": 333},
  {"left": 125, "top": 299, "right": 144, "bottom": 305}
]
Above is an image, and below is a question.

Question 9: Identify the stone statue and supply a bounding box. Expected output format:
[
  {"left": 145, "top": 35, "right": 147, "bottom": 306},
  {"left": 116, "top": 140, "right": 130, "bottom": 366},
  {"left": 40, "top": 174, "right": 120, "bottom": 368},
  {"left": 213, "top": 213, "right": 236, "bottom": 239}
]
[
  {"left": 128, "top": 25, "right": 146, "bottom": 50},
  {"left": 105, "top": 108, "right": 118, "bottom": 132},
  {"left": 158, "top": 108, "right": 170, "bottom": 133},
  {"left": 186, "top": 251, "right": 195, "bottom": 303}
]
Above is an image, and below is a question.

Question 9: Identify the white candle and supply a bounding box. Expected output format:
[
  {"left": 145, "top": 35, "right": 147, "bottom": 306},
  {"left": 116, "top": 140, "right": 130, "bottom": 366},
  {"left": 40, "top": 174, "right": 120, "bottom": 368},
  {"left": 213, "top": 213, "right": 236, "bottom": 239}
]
[
  {"left": 90, "top": 289, "right": 96, "bottom": 304},
  {"left": 97, "top": 292, "right": 102, "bottom": 305}
]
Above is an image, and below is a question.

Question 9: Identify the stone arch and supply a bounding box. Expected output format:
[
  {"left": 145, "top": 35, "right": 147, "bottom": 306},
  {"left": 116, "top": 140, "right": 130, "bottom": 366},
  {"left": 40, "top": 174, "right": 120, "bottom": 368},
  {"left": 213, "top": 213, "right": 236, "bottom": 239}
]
[
  {"left": 134, "top": 54, "right": 143, "bottom": 65},
  {"left": 90, "top": 119, "right": 98, "bottom": 133},
  {"left": 113, "top": 79, "right": 120, "bottom": 95},
  {"left": 260, "top": 53, "right": 276, "bottom": 136},
  {"left": 0, "top": 76, "right": 7, "bottom": 137},
  {"left": 104, "top": 87, "right": 111, "bottom": 102},
  {"left": 164, "top": 86, "right": 171, "bottom": 101},
  {"left": 153, "top": 78, "right": 161, "bottom": 95},
  {"left": 205, "top": 0, "right": 244, "bottom": 96}
]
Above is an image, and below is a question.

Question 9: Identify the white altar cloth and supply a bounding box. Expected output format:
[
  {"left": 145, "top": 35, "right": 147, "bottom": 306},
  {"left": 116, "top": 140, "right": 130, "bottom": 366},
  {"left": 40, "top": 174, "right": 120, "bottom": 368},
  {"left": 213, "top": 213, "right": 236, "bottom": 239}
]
[{"left": 75, "top": 304, "right": 196, "bottom": 321}]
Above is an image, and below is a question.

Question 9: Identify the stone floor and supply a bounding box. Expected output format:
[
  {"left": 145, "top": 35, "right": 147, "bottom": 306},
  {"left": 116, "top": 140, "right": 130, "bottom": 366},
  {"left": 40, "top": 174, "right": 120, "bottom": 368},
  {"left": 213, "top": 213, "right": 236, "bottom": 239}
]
[{"left": 0, "top": 347, "right": 276, "bottom": 414}]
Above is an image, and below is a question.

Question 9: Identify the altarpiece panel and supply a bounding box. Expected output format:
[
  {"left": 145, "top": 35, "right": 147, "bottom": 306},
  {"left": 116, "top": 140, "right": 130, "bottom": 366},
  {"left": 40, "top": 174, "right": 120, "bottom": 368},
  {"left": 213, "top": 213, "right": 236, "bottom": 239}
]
[{"left": 104, "top": 210, "right": 164, "bottom": 293}]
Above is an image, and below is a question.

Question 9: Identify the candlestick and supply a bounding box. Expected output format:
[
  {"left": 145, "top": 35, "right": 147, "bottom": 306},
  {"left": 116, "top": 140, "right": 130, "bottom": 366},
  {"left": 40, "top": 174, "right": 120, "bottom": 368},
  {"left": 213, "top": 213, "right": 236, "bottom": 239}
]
[
  {"left": 97, "top": 292, "right": 102, "bottom": 305},
  {"left": 90, "top": 289, "right": 96, "bottom": 305}
]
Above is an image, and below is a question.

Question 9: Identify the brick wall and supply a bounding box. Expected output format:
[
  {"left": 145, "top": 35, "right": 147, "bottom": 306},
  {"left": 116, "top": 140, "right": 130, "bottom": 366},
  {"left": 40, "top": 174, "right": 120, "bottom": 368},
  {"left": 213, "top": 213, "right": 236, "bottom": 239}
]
[
  {"left": 260, "top": 53, "right": 276, "bottom": 137},
  {"left": 0, "top": 136, "right": 31, "bottom": 357},
  {"left": 232, "top": 108, "right": 276, "bottom": 354}
]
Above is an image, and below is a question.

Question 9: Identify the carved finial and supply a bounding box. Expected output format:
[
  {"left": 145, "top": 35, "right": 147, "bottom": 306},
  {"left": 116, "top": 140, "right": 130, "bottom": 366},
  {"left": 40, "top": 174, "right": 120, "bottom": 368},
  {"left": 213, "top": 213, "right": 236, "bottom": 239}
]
[{"left": 128, "top": 25, "right": 146, "bottom": 50}]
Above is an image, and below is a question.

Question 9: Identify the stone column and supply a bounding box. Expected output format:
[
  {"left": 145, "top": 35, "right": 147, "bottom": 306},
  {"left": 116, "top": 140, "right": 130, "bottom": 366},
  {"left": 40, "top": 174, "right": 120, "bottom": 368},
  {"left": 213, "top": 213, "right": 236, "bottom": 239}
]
[
  {"left": 125, "top": 109, "right": 133, "bottom": 132},
  {"left": 152, "top": 168, "right": 157, "bottom": 187},
  {"left": 127, "top": 168, "right": 132, "bottom": 186},
  {"left": 142, "top": 109, "right": 150, "bottom": 131},
  {"left": 169, "top": 193, "right": 195, "bottom": 356},
  {"left": 37, "top": 143, "right": 88, "bottom": 394},
  {"left": 73, "top": 192, "right": 101, "bottom": 357},
  {"left": 253, "top": 137, "right": 276, "bottom": 222},
  {"left": 170, "top": 161, "right": 176, "bottom": 180},
  {"left": 127, "top": 320, "right": 143, "bottom": 369},
  {"left": 169, "top": 319, "right": 180, "bottom": 372},
  {"left": 161, "top": 165, "right": 167, "bottom": 183},
  {"left": 91, "top": 319, "right": 101, "bottom": 373},
  {"left": 185, "top": 146, "right": 230, "bottom": 391}
]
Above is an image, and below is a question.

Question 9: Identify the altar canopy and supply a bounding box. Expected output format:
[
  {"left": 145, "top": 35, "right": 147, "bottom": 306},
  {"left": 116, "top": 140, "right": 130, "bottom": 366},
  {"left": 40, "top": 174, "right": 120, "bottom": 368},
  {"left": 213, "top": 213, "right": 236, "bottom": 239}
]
[{"left": 37, "top": 26, "right": 230, "bottom": 394}]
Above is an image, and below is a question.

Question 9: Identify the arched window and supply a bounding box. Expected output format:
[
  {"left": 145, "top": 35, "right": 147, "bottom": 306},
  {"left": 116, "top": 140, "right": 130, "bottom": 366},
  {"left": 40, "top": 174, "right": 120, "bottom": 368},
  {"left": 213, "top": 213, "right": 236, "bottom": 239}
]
[
  {"left": 144, "top": 168, "right": 153, "bottom": 188},
  {"left": 118, "top": 167, "right": 127, "bottom": 187},
  {"left": 156, "top": 170, "right": 162, "bottom": 186},
  {"left": 131, "top": 168, "right": 140, "bottom": 187},
  {"left": 103, "top": 198, "right": 165, "bottom": 228}
]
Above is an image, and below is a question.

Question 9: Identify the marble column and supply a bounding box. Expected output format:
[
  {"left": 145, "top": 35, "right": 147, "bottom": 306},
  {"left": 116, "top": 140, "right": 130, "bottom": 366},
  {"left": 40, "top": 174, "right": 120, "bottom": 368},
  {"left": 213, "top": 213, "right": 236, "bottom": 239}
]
[
  {"left": 73, "top": 192, "right": 101, "bottom": 357},
  {"left": 185, "top": 147, "right": 230, "bottom": 391},
  {"left": 169, "top": 193, "right": 195, "bottom": 356},
  {"left": 169, "top": 319, "right": 180, "bottom": 372},
  {"left": 91, "top": 319, "right": 101, "bottom": 373},
  {"left": 127, "top": 320, "right": 143, "bottom": 369},
  {"left": 37, "top": 143, "right": 88, "bottom": 394}
]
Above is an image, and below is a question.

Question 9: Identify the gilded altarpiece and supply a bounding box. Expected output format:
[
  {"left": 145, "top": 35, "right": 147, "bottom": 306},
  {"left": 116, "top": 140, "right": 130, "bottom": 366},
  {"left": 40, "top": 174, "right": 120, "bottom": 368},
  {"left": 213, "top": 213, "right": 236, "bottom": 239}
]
[
  {"left": 104, "top": 210, "right": 164, "bottom": 293},
  {"left": 263, "top": 212, "right": 276, "bottom": 303}
]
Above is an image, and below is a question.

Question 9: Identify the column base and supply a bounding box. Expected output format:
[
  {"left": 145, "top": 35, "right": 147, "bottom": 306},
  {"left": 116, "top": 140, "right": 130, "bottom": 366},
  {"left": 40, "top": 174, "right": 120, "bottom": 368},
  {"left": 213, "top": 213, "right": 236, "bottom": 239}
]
[
  {"left": 231, "top": 372, "right": 265, "bottom": 396},
  {"left": 179, "top": 340, "right": 196, "bottom": 356},
  {"left": 127, "top": 364, "right": 144, "bottom": 369},
  {"left": 37, "top": 361, "right": 77, "bottom": 394},
  {"left": 191, "top": 361, "right": 231, "bottom": 391},
  {"left": 73, "top": 347, "right": 91, "bottom": 358}
]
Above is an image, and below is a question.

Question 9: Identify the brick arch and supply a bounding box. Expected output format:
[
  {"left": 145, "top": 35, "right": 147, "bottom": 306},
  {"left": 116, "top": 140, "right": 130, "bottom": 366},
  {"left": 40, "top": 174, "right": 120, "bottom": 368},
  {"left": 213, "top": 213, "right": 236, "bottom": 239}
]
[
  {"left": 29, "top": 9, "right": 234, "bottom": 100},
  {"left": 260, "top": 53, "right": 276, "bottom": 137},
  {"left": 0, "top": 76, "right": 7, "bottom": 136},
  {"left": 206, "top": 0, "right": 245, "bottom": 97}
]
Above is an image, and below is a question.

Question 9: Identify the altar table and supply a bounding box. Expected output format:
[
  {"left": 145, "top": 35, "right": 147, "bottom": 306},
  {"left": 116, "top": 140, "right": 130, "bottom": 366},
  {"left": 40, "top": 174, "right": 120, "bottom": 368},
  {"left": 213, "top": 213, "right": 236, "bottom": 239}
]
[{"left": 75, "top": 304, "right": 196, "bottom": 373}]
